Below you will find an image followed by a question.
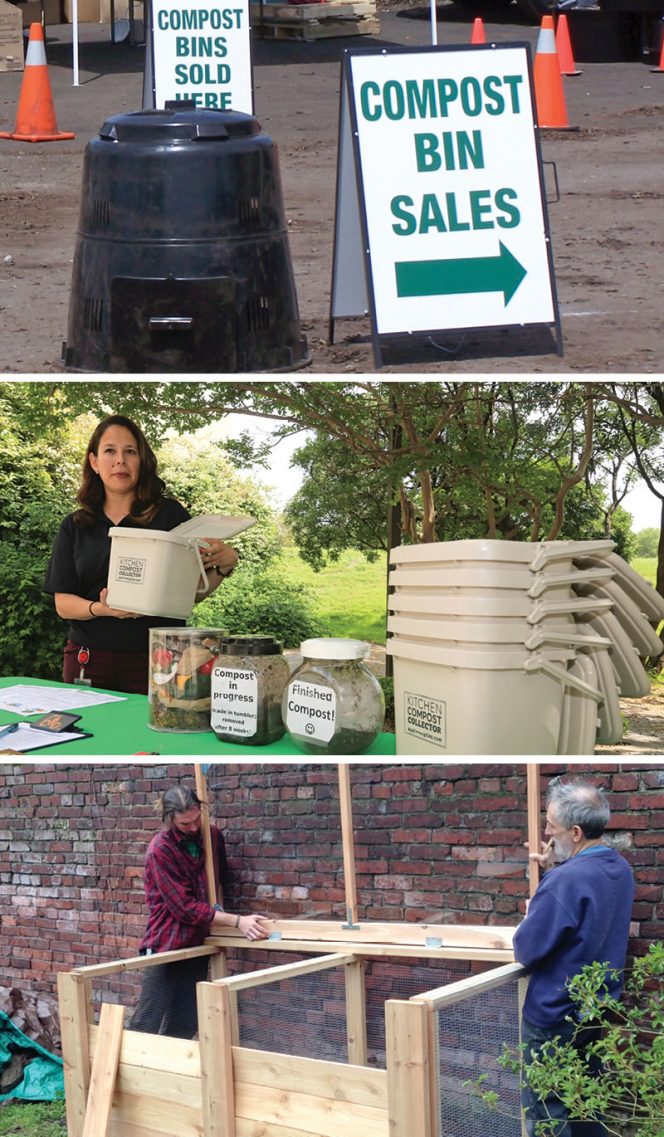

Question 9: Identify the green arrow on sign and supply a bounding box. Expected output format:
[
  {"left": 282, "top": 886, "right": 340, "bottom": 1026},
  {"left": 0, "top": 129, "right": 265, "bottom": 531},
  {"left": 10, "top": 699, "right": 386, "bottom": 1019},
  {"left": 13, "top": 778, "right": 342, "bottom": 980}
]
[{"left": 395, "top": 242, "right": 527, "bottom": 305}]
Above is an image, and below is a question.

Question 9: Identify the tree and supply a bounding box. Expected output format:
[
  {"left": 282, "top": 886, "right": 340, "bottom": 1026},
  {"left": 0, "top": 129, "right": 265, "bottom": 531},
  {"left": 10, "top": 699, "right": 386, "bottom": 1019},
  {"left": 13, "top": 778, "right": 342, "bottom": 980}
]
[
  {"left": 0, "top": 400, "right": 80, "bottom": 679},
  {"left": 634, "top": 528, "right": 659, "bottom": 558}
]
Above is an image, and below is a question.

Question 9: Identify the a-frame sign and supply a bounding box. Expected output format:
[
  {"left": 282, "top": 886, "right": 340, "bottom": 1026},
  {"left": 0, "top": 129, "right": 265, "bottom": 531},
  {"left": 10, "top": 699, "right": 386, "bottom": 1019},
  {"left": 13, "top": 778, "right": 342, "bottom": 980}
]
[{"left": 330, "top": 44, "right": 563, "bottom": 367}]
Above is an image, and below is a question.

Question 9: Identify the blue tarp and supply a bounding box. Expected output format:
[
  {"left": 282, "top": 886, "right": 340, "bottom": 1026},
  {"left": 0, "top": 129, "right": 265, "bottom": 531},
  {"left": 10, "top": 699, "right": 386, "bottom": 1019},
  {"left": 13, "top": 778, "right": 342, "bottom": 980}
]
[{"left": 0, "top": 1011, "right": 64, "bottom": 1102}]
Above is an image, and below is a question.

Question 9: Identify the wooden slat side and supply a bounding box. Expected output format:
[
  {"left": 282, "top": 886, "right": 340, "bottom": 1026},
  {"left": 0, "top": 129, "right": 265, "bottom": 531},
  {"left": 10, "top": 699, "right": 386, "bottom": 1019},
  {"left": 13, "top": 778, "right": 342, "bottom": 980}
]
[
  {"left": 234, "top": 1081, "right": 387, "bottom": 1137},
  {"left": 81, "top": 1003, "right": 125, "bottom": 1137},
  {"left": 89, "top": 1023, "right": 201, "bottom": 1078},
  {"left": 71, "top": 943, "right": 217, "bottom": 979},
  {"left": 58, "top": 971, "right": 92, "bottom": 1137},
  {"left": 345, "top": 958, "right": 368, "bottom": 1066},
  {"left": 413, "top": 961, "right": 525, "bottom": 1011},
  {"left": 206, "top": 936, "right": 513, "bottom": 963},
  {"left": 386, "top": 1000, "right": 432, "bottom": 1137},
  {"left": 234, "top": 1048, "right": 387, "bottom": 1108},
  {"left": 198, "top": 981, "right": 236, "bottom": 1137},
  {"left": 527, "top": 764, "right": 542, "bottom": 898},
  {"left": 337, "top": 763, "right": 358, "bottom": 924},
  {"left": 110, "top": 1090, "right": 202, "bottom": 1137},
  {"left": 215, "top": 952, "right": 352, "bottom": 991},
  {"left": 209, "top": 919, "right": 515, "bottom": 950}
]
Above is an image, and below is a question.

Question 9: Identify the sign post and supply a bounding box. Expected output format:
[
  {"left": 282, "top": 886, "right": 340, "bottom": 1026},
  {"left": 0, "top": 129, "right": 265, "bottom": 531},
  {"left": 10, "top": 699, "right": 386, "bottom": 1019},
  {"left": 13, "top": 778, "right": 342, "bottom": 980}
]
[
  {"left": 145, "top": 0, "right": 253, "bottom": 113},
  {"left": 330, "top": 44, "right": 562, "bottom": 366}
]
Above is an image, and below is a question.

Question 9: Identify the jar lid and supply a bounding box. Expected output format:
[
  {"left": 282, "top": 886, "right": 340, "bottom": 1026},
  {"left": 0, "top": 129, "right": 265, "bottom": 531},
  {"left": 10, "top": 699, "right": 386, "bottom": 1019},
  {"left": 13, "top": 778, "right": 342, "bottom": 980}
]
[
  {"left": 218, "top": 635, "right": 283, "bottom": 656},
  {"left": 299, "top": 638, "right": 369, "bottom": 661}
]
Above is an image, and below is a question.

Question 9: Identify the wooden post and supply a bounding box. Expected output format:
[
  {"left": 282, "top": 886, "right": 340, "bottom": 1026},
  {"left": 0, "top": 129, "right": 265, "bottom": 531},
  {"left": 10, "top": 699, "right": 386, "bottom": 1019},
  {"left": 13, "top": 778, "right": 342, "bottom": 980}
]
[
  {"left": 81, "top": 1002, "right": 125, "bottom": 1137},
  {"left": 345, "top": 957, "right": 368, "bottom": 1066},
  {"left": 338, "top": 763, "right": 358, "bottom": 926},
  {"left": 518, "top": 975, "right": 529, "bottom": 1137},
  {"left": 195, "top": 764, "right": 218, "bottom": 908},
  {"left": 197, "top": 981, "right": 236, "bottom": 1137},
  {"left": 210, "top": 952, "right": 240, "bottom": 1046},
  {"left": 57, "top": 971, "right": 93, "bottom": 1137},
  {"left": 386, "top": 1000, "right": 433, "bottom": 1137},
  {"left": 526, "top": 764, "right": 542, "bottom": 898}
]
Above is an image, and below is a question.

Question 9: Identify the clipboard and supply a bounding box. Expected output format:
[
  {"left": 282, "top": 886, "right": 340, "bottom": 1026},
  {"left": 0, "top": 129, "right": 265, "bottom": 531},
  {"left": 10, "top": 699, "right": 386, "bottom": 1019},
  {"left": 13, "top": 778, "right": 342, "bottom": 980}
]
[{"left": 0, "top": 719, "right": 94, "bottom": 753}]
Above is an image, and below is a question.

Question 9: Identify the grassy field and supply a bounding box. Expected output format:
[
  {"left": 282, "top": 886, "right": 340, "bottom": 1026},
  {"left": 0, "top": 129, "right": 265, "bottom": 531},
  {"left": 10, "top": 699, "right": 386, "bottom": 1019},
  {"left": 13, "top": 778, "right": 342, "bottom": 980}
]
[
  {"left": 278, "top": 546, "right": 387, "bottom": 644},
  {"left": 0, "top": 1101, "right": 65, "bottom": 1136},
  {"left": 630, "top": 557, "right": 656, "bottom": 587},
  {"left": 277, "top": 550, "right": 659, "bottom": 646}
]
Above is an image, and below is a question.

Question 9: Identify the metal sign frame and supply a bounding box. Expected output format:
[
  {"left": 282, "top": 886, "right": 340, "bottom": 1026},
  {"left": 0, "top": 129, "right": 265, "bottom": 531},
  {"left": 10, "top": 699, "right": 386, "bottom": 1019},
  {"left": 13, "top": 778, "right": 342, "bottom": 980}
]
[{"left": 330, "top": 43, "right": 563, "bottom": 368}]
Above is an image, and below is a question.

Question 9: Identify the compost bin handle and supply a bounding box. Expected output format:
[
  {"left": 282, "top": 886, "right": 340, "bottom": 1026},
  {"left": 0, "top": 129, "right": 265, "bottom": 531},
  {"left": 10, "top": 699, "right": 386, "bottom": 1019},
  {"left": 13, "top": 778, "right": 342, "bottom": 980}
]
[
  {"left": 522, "top": 656, "right": 603, "bottom": 701},
  {"left": 526, "top": 565, "right": 615, "bottom": 598},
  {"left": 191, "top": 540, "right": 210, "bottom": 595}
]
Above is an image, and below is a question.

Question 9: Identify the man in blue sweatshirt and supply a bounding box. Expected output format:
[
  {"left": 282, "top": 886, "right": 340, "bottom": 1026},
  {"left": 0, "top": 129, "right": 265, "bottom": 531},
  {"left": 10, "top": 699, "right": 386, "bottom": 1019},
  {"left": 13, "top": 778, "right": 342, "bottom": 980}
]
[{"left": 512, "top": 778, "right": 635, "bottom": 1137}]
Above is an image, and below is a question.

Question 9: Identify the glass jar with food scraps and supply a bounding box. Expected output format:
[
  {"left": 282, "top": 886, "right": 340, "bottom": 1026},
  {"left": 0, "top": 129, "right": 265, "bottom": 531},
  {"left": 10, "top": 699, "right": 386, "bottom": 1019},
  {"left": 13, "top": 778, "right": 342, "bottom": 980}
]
[
  {"left": 283, "top": 638, "right": 385, "bottom": 755},
  {"left": 210, "top": 635, "right": 290, "bottom": 746},
  {"left": 148, "top": 627, "right": 225, "bottom": 732}
]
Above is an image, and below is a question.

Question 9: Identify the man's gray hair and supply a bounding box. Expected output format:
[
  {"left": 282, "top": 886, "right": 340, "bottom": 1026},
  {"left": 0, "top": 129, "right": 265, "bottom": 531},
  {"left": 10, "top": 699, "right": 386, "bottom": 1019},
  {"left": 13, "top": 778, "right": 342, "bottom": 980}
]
[{"left": 546, "top": 779, "right": 610, "bottom": 838}]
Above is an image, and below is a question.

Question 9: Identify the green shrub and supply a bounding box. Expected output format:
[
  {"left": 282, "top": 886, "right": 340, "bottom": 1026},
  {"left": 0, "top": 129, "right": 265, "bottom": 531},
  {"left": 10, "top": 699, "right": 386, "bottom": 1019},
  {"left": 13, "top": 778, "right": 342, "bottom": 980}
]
[{"left": 192, "top": 569, "right": 330, "bottom": 647}]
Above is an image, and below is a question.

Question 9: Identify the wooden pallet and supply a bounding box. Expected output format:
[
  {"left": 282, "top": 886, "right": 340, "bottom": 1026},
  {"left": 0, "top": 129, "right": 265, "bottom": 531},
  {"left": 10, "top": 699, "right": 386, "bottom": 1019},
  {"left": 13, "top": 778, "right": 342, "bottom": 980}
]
[{"left": 251, "top": 0, "right": 379, "bottom": 40}]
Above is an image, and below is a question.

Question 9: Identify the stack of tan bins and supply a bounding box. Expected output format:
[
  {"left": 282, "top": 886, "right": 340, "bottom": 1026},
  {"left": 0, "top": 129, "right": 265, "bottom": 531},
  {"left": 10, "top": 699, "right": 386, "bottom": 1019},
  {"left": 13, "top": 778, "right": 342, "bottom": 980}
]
[{"left": 386, "top": 540, "right": 664, "bottom": 756}]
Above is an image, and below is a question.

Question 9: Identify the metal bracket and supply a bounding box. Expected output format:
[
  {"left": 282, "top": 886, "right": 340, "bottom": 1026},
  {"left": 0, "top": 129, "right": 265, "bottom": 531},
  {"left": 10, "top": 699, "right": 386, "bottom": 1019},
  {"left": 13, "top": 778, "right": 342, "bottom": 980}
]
[
  {"left": 425, "top": 936, "right": 443, "bottom": 948},
  {"left": 268, "top": 930, "right": 282, "bottom": 941},
  {"left": 341, "top": 908, "right": 361, "bottom": 931}
]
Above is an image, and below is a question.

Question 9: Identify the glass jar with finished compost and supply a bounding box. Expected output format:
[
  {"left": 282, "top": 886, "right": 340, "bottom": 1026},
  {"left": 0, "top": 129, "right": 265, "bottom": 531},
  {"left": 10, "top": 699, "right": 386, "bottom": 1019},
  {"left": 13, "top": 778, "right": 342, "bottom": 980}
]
[
  {"left": 283, "top": 638, "right": 385, "bottom": 755},
  {"left": 210, "top": 636, "right": 289, "bottom": 746}
]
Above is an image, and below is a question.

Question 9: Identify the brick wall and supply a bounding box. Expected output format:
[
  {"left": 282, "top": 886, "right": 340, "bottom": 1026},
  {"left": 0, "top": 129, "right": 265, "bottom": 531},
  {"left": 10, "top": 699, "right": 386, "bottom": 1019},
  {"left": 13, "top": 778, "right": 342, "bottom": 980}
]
[{"left": 1, "top": 762, "right": 662, "bottom": 1005}]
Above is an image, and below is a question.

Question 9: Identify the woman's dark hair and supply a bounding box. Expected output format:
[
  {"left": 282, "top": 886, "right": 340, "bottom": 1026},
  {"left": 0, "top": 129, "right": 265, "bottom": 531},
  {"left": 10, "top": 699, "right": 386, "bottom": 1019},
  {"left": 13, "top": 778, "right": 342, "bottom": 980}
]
[
  {"left": 74, "top": 415, "right": 168, "bottom": 527},
  {"left": 157, "top": 784, "right": 203, "bottom": 826}
]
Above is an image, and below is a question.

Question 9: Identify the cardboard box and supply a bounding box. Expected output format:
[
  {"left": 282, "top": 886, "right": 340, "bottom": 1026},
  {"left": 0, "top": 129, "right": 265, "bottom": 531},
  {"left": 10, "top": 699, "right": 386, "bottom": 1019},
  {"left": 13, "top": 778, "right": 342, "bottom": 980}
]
[
  {"left": 0, "top": 0, "right": 23, "bottom": 72},
  {"left": 63, "top": 0, "right": 101, "bottom": 20},
  {"left": 16, "top": 0, "right": 62, "bottom": 27}
]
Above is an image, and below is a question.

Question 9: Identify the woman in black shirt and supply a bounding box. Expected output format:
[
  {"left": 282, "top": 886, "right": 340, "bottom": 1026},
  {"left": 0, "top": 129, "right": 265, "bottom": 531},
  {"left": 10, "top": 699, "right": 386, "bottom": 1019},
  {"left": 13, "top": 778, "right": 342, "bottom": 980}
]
[{"left": 44, "top": 415, "right": 237, "bottom": 694}]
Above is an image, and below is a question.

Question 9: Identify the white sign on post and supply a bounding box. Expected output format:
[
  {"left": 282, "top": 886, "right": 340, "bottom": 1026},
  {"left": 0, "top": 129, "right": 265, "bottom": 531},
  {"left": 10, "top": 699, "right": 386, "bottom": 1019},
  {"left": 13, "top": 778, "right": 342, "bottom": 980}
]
[
  {"left": 150, "top": 0, "right": 253, "bottom": 113},
  {"left": 331, "top": 44, "right": 561, "bottom": 362}
]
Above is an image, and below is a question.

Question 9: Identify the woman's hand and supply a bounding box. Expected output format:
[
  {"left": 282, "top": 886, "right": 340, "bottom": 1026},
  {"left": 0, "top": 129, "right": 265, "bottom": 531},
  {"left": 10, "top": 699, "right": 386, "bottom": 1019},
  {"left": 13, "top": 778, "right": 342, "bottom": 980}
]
[
  {"left": 96, "top": 588, "right": 143, "bottom": 619},
  {"left": 199, "top": 541, "right": 239, "bottom": 578}
]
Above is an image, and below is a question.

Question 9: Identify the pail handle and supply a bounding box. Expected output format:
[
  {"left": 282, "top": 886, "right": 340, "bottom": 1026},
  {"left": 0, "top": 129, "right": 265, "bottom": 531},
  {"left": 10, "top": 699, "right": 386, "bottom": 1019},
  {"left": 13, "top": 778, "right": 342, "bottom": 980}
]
[
  {"left": 190, "top": 539, "right": 210, "bottom": 595},
  {"left": 527, "top": 565, "right": 615, "bottom": 598},
  {"left": 530, "top": 540, "right": 614, "bottom": 572},
  {"left": 527, "top": 596, "right": 613, "bottom": 625},
  {"left": 523, "top": 656, "right": 603, "bottom": 701},
  {"left": 525, "top": 628, "right": 612, "bottom": 651}
]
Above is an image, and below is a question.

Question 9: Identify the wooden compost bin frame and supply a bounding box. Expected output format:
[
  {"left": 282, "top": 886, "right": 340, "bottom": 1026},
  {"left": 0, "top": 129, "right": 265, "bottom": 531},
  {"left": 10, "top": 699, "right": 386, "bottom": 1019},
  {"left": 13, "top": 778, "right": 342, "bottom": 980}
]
[{"left": 57, "top": 918, "right": 517, "bottom": 1137}]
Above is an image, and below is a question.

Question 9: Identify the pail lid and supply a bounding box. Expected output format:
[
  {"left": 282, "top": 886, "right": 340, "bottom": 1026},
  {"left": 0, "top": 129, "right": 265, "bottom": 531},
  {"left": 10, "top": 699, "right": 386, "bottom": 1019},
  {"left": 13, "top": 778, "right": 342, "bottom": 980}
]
[
  {"left": 99, "top": 106, "right": 262, "bottom": 145},
  {"left": 218, "top": 635, "right": 283, "bottom": 656},
  {"left": 299, "top": 638, "right": 369, "bottom": 660}
]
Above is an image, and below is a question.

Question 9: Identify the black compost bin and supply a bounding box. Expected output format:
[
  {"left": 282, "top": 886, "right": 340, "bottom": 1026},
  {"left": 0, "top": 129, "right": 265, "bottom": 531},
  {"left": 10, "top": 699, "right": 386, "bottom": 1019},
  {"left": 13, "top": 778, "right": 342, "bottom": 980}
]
[{"left": 63, "top": 105, "right": 309, "bottom": 373}]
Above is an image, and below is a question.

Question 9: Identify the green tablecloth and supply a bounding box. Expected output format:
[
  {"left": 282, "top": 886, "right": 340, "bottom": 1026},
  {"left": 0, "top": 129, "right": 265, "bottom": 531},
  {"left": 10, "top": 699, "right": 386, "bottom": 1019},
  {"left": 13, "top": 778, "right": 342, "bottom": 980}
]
[{"left": 0, "top": 677, "right": 396, "bottom": 757}]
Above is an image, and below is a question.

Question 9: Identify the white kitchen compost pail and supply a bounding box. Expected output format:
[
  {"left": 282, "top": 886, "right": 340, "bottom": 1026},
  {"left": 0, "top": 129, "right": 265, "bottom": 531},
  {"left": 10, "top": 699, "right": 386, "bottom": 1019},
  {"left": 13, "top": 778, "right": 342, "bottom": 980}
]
[
  {"left": 386, "top": 638, "right": 599, "bottom": 756},
  {"left": 106, "top": 514, "right": 255, "bottom": 619}
]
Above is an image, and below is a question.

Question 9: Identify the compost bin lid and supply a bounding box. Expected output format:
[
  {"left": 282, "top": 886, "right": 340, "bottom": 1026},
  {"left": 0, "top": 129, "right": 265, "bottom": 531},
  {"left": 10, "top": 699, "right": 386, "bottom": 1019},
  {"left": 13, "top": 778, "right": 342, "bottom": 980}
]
[{"left": 98, "top": 105, "right": 262, "bottom": 144}]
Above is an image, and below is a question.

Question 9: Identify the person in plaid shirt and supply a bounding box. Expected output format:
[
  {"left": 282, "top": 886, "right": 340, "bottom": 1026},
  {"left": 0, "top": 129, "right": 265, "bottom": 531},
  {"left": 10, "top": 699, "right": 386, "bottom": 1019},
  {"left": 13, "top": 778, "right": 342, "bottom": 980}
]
[{"left": 130, "top": 783, "right": 270, "bottom": 1037}]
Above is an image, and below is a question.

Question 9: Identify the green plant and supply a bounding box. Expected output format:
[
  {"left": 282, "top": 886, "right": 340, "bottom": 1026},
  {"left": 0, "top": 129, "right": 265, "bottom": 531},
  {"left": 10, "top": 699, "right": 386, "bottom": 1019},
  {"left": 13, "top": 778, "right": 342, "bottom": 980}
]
[
  {"left": 192, "top": 568, "right": 330, "bottom": 647},
  {"left": 471, "top": 943, "right": 664, "bottom": 1137},
  {"left": 0, "top": 1100, "right": 66, "bottom": 1136}
]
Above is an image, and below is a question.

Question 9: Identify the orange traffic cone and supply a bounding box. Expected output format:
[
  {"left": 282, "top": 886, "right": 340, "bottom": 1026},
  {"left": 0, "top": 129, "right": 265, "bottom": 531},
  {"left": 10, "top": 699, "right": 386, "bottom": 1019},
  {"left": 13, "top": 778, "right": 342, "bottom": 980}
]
[
  {"left": 556, "top": 14, "right": 582, "bottom": 76},
  {"left": 533, "top": 15, "right": 572, "bottom": 130},
  {"left": 471, "top": 17, "right": 486, "bottom": 44},
  {"left": 0, "top": 23, "right": 75, "bottom": 143},
  {"left": 650, "top": 18, "right": 664, "bottom": 72}
]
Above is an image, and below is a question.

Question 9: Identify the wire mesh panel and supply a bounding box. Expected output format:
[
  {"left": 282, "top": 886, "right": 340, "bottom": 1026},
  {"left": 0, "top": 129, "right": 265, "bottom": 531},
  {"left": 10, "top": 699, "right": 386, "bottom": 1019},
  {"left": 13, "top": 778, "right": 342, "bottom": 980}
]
[
  {"left": 364, "top": 958, "right": 475, "bottom": 1069},
  {"left": 235, "top": 953, "right": 349, "bottom": 1061},
  {"left": 436, "top": 974, "right": 522, "bottom": 1137}
]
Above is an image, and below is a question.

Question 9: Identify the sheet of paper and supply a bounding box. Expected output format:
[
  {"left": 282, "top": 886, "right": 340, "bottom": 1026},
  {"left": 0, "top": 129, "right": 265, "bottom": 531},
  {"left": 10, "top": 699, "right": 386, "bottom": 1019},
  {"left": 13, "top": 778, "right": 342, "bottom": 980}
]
[
  {"left": 0, "top": 723, "right": 92, "bottom": 753},
  {"left": 0, "top": 685, "right": 126, "bottom": 716}
]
